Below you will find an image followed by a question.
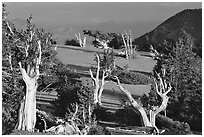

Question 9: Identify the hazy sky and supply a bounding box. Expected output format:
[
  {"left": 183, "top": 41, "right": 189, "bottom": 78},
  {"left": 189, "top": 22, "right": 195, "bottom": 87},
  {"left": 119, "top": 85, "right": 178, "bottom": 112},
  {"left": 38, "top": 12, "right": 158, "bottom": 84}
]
[{"left": 6, "top": 2, "right": 202, "bottom": 26}]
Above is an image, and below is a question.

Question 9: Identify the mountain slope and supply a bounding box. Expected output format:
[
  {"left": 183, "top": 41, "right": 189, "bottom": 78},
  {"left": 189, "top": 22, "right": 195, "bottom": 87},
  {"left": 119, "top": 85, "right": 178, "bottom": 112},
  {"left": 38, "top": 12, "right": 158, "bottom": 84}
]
[{"left": 133, "top": 8, "right": 202, "bottom": 56}]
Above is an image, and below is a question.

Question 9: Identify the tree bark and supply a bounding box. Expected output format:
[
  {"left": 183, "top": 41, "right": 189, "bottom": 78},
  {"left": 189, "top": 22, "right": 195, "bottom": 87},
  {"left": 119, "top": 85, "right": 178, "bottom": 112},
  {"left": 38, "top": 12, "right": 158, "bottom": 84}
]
[
  {"left": 17, "top": 66, "right": 38, "bottom": 131},
  {"left": 114, "top": 76, "right": 151, "bottom": 126},
  {"left": 114, "top": 74, "right": 171, "bottom": 134},
  {"left": 98, "top": 70, "right": 109, "bottom": 105},
  {"left": 89, "top": 53, "right": 100, "bottom": 105},
  {"left": 17, "top": 97, "right": 25, "bottom": 130},
  {"left": 89, "top": 68, "right": 100, "bottom": 105},
  {"left": 89, "top": 54, "right": 109, "bottom": 105},
  {"left": 17, "top": 40, "right": 41, "bottom": 132}
]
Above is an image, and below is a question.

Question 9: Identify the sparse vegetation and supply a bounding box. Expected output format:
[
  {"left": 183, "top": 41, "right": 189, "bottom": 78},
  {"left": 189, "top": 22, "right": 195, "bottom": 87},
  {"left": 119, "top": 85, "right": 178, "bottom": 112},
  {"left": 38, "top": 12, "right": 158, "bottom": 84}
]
[
  {"left": 64, "top": 38, "right": 80, "bottom": 47},
  {"left": 116, "top": 71, "right": 153, "bottom": 85},
  {"left": 150, "top": 36, "right": 202, "bottom": 132},
  {"left": 2, "top": 3, "right": 202, "bottom": 135}
]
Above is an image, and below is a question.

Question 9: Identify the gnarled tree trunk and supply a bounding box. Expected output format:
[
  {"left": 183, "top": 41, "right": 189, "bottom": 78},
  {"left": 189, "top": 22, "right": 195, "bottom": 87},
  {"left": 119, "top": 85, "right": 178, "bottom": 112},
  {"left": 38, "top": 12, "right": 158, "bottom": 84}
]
[
  {"left": 17, "top": 40, "right": 41, "bottom": 132},
  {"left": 98, "top": 70, "right": 109, "bottom": 104},
  {"left": 89, "top": 54, "right": 109, "bottom": 105},
  {"left": 17, "top": 76, "right": 37, "bottom": 131},
  {"left": 113, "top": 70, "right": 171, "bottom": 134}
]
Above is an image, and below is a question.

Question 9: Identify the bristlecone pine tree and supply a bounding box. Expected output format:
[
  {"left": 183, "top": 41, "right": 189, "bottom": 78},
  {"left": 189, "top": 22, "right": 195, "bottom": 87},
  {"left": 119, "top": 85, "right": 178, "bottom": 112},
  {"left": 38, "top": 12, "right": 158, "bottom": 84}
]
[
  {"left": 152, "top": 37, "right": 202, "bottom": 131},
  {"left": 83, "top": 30, "right": 111, "bottom": 49},
  {"left": 17, "top": 17, "right": 53, "bottom": 132},
  {"left": 2, "top": 11, "right": 54, "bottom": 132},
  {"left": 89, "top": 49, "right": 115, "bottom": 105},
  {"left": 113, "top": 68, "right": 172, "bottom": 134}
]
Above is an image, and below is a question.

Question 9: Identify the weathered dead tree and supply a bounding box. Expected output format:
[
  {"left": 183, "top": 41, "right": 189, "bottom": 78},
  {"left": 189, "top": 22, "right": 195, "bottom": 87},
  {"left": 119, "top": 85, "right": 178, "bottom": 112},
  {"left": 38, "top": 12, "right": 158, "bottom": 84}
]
[
  {"left": 45, "top": 103, "right": 91, "bottom": 135},
  {"left": 75, "top": 33, "right": 86, "bottom": 47},
  {"left": 122, "top": 30, "right": 133, "bottom": 59},
  {"left": 17, "top": 40, "right": 42, "bottom": 132},
  {"left": 89, "top": 53, "right": 110, "bottom": 105},
  {"left": 113, "top": 69, "right": 171, "bottom": 134}
]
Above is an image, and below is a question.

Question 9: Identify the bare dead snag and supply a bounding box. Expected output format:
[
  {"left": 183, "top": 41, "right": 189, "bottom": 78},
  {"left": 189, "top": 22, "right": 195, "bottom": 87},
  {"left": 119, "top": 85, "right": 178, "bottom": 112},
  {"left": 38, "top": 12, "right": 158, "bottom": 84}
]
[
  {"left": 122, "top": 30, "right": 134, "bottom": 59},
  {"left": 75, "top": 33, "right": 86, "bottom": 47},
  {"left": 114, "top": 76, "right": 152, "bottom": 127},
  {"left": 113, "top": 71, "right": 171, "bottom": 134},
  {"left": 150, "top": 71, "right": 172, "bottom": 125}
]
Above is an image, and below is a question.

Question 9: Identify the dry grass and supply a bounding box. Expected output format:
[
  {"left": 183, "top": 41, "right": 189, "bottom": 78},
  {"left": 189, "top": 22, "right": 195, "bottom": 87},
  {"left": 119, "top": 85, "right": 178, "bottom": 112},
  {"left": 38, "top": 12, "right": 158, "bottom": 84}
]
[
  {"left": 56, "top": 45, "right": 156, "bottom": 73},
  {"left": 81, "top": 76, "right": 151, "bottom": 105}
]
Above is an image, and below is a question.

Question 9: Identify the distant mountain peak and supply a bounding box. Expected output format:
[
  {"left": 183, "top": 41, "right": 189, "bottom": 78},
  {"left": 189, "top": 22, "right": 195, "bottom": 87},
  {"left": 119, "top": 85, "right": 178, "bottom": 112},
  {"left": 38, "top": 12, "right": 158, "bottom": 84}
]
[{"left": 133, "top": 8, "right": 202, "bottom": 56}]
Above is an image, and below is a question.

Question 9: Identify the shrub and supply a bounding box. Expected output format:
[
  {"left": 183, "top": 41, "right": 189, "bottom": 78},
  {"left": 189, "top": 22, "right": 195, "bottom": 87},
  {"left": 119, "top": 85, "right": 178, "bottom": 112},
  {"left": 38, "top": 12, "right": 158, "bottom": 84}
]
[
  {"left": 51, "top": 39, "right": 57, "bottom": 44},
  {"left": 64, "top": 38, "right": 80, "bottom": 47},
  {"left": 117, "top": 71, "right": 153, "bottom": 85},
  {"left": 154, "top": 38, "right": 202, "bottom": 132},
  {"left": 107, "top": 33, "right": 123, "bottom": 49},
  {"left": 92, "top": 106, "right": 113, "bottom": 122},
  {"left": 2, "top": 103, "right": 17, "bottom": 135},
  {"left": 156, "top": 114, "right": 192, "bottom": 135},
  {"left": 88, "top": 125, "right": 111, "bottom": 135},
  {"left": 9, "top": 130, "right": 56, "bottom": 135},
  {"left": 114, "top": 108, "right": 142, "bottom": 126}
]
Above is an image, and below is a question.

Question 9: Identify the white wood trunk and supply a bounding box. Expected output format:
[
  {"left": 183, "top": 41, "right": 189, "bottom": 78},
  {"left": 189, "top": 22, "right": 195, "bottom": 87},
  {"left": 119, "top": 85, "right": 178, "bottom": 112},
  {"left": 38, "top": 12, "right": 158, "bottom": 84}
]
[
  {"left": 93, "top": 84, "right": 99, "bottom": 104},
  {"left": 18, "top": 78, "right": 37, "bottom": 131}
]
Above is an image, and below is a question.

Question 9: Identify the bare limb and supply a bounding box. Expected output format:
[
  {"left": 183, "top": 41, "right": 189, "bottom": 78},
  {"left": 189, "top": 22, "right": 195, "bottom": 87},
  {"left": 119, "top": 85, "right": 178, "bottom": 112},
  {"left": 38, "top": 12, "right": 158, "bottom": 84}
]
[
  {"left": 164, "top": 84, "right": 172, "bottom": 96},
  {"left": 153, "top": 78, "right": 162, "bottom": 97},
  {"left": 83, "top": 37, "right": 86, "bottom": 47},
  {"left": 71, "top": 103, "right": 79, "bottom": 120},
  {"left": 8, "top": 53, "right": 13, "bottom": 71},
  {"left": 88, "top": 102, "right": 91, "bottom": 124},
  {"left": 122, "top": 34, "right": 128, "bottom": 59},
  {"left": 95, "top": 53, "right": 100, "bottom": 80},
  {"left": 39, "top": 83, "right": 53, "bottom": 92},
  {"left": 6, "top": 22, "right": 14, "bottom": 35},
  {"left": 114, "top": 76, "right": 140, "bottom": 108},
  {"left": 82, "top": 107, "right": 86, "bottom": 124},
  {"left": 30, "top": 31, "right": 35, "bottom": 42},
  {"left": 16, "top": 45, "right": 25, "bottom": 49},
  {"left": 104, "top": 70, "right": 109, "bottom": 79},
  {"left": 18, "top": 62, "right": 29, "bottom": 81},
  {"left": 36, "top": 40, "right": 42, "bottom": 77},
  {"left": 129, "top": 30, "right": 133, "bottom": 55},
  {"left": 114, "top": 76, "right": 152, "bottom": 126},
  {"left": 36, "top": 40, "right": 42, "bottom": 66},
  {"left": 152, "top": 72, "right": 172, "bottom": 116},
  {"left": 89, "top": 69, "right": 96, "bottom": 83}
]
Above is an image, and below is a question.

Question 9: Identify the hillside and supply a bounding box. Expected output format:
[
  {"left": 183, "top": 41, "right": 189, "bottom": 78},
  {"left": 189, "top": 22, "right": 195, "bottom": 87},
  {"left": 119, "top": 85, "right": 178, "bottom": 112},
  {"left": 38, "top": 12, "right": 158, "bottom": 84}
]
[
  {"left": 56, "top": 45, "right": 156, "bottom": 73},
  {"left": 133, "top": 8, "right": 202, "bottom": 56}
]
